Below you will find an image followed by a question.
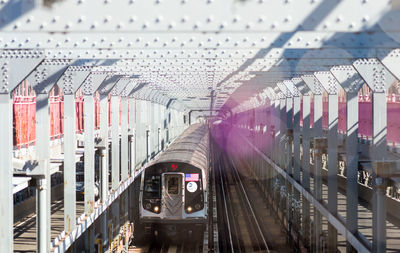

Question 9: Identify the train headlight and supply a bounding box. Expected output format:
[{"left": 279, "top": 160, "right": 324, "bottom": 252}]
[
  {"left": 187, "top": 206, "right": 192, "bottom": 213},
  {"left": 154, "top": 206, "right": 159, "bottom": 213},
  {"left": 195, "top": 204, "right": 201, "bottom": 210},
  {"left": 145, "top": 203, "right": 151, "bottom": 210}
]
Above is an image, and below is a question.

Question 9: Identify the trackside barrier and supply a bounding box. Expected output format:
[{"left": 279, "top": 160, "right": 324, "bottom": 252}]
[
  {"left": 51, "top": 171, "right": 140, "bottom": 253},
  {"left": 236, "top": 129, "right": 371, "bottom": 252},
  {"left": 50, "top": 133, "right": 180, "bottom": 252}
]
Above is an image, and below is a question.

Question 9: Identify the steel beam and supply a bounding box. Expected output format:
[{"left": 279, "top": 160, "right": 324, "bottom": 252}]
[
  {"left": 0, "top": 1, "right": 392, "bottom": 33},
  {"left": 378, "top": 49, "right": 400, "bottom": 81}
]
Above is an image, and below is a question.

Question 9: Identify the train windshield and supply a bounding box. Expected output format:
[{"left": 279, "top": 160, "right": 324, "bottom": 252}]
[
  {"left": 144, "top": 175, "right": 161, "bottom": 198},
  {"left": 167, "top": 176, "right": 180, "bottom": 195}
]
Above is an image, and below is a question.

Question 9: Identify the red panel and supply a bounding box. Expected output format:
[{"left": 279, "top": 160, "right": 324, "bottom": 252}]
[
  {"left": 387, "top": 98, "right": 400, "bottom": 145},
  {"left": 358, "top": 101, "right": 372, "bottom": 140},
  {"left": 322, "top": 97, "right": 328, "bottom": 130},
  {"left": 338, "top": 101, "right": 346, "bottom": 133}
]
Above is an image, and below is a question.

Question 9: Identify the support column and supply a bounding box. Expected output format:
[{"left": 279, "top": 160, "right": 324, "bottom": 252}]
[
  {"left": 108, "top": 76, "right": 133, "bottom": 246},
  {"left": 273, "top": 93, "right": 280, "bottom": 164},
  {"left": 64, "top": 94, "right": 76, "bottom": 233},
  {"left": 121, "top": 97, "right": 129, "bottom": 181},
  {"left": 302, "top": 75, "right": 324, "bottom": 253},
  {"left": 278, "top": 91, "right": 286, "bottom": 215},
  {"left": 128, "top": 97, "right": 136, "bottom": 177},
  {"left": 36, "top": 93, "right": 51, "bottom": 253},
  {"left": 135, "top": 100, "right": 143, "bottom": 168},
  {"left": 279, "top": 81, "right": 299, "bottom": 240},
  {"left": 111, "top": 95, "right": 120, "bottom": 190},
  {"left": 314, "top": 72, "right": 340, "bottom": 253},
  {"left": 279, "top": 94, "right": 286, "bottom": 168},
  {"left": 293, "top": 77, "right": 312, "bottom": 248},
  {"left": 331, "top": 65, "right": 364, "bottom": 253},
  {"left": 119, "top": 80, "right": 138, "bottom": 243},
  {"left": 26, "top": 58, "right": 70, "bottom": 253},
  {"left": 84, "top": 95, "right": 95, "bottom": 213},
  {"left": 99, "top": 97, "right": 109, "bottom": 197},
  {"left": 97, "top": 75, "right": 121, "bottom": 251},
  {"left": 371, "top": 90, "right": 389, "bottom": 253},
  {"left": 0, "top": 93, "right": 13, "bottom": 253},
  {"left": 110, "top": 95, "right": 121, "bottom": 242},
  {"left": 314, "top": 94, "right": 323, "bottom": 253},
  {"left": 84, "top": 95, "right": 95, "bottom": 253},
  {"left": 302, "top": 93, "right": 311, "bottom": 248},
  {"left": 346, "top": 91, "right": 359, "bottom": 252},
  {"left": 286, "top": 80, "right": 302, "bottom": 237}
]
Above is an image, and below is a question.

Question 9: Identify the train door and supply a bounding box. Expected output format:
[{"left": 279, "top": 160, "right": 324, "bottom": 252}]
[{"left": 162, "top": 173, "right": 184, "bottom": 218}]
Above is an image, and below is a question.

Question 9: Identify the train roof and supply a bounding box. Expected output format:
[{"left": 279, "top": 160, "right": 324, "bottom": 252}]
[{"left": 148, "top": 123, "right": 209, "bottom": 171}]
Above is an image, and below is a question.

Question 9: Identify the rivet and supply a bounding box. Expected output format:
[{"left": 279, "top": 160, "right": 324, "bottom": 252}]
[
  {"left": 104, "top": 16, "right": 112, "bottom": 23},
  {"left": 129, "top": 16, "right": 137, "bottom": 23}
]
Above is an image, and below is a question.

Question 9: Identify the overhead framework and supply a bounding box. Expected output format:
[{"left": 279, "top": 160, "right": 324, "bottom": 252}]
[
  {"left": 1, "top": 0, "right": 400, "bottom": 252},
  {"left": 0, "top": 0, "right": 399, "bottom": 110}
]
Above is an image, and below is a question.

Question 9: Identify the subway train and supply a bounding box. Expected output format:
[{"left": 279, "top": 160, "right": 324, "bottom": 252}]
[{"left": 138, "top": 123, "right": 209, "bottom": 238}]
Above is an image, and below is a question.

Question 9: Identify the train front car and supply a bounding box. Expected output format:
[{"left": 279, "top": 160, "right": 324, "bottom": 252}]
[{"left": 139, "top": 123, "right": 209, "bottom": 238}]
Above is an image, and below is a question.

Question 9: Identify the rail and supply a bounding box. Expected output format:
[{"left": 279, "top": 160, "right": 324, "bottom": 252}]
[{"left": 215, "top": 147, "right": 270, "bottom": 253}]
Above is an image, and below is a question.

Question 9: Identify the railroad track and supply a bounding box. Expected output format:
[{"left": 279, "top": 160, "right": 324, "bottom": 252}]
[
  {"left": 129, "top": 233, "right": 204, "bottom": 253},
  {"left": 215, "top": 150, "right": 270, "bottom": 253}
]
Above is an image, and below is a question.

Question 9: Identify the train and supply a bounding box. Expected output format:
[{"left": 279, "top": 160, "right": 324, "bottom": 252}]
[{"left": 138, "top": 123, "right": 210, "bottom": 239}]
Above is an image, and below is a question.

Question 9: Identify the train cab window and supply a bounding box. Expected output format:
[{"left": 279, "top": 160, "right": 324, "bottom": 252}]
[
  {"left": 76, "top": 173, "right": 84, "bottom": 183},
  {"left": 144, "top": 175, "right": 161, "bottom": 198},
  {"left": 167, "top": 176, "right": 180, "bottom": 195}
]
